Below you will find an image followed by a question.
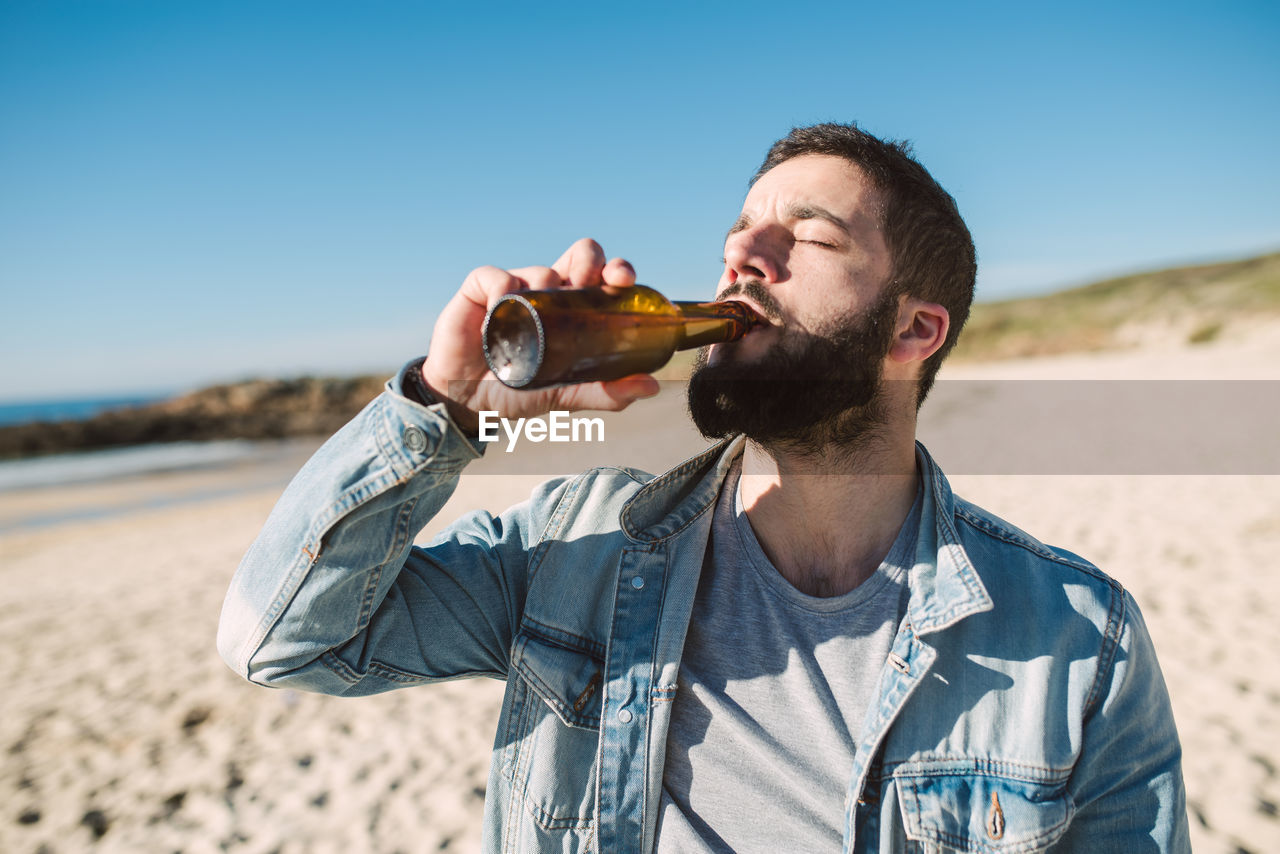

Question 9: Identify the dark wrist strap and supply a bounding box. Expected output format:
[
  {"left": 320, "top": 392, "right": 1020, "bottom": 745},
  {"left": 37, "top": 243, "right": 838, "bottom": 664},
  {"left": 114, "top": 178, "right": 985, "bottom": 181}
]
[{"left": 399, "top": 357, "right": 439, "bottom": 407}]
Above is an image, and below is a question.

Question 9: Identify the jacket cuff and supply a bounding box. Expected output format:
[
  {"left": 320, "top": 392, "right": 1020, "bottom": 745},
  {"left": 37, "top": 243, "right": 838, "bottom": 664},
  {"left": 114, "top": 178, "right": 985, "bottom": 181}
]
[{"left": 386, "top": 357, "right": 486, "bottom": 463}]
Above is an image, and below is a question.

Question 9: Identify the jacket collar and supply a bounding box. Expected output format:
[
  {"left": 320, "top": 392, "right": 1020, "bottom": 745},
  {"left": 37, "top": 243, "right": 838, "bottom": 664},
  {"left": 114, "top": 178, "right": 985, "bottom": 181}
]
[
  {"left": 619, "top": 436, "right": 741, "bottom": 543},
  {"left": 906, "top": 441, "right": 994, "bottom": 635},
  {"left": 619, "top": 437, "right": 992, "bottom": 632}
]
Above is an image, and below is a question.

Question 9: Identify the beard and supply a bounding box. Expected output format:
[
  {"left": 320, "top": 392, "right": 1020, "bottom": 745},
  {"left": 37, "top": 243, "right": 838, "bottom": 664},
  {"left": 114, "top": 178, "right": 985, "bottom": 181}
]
[{"left": 686, "top": 281, "right": 900, "bottom": 454}]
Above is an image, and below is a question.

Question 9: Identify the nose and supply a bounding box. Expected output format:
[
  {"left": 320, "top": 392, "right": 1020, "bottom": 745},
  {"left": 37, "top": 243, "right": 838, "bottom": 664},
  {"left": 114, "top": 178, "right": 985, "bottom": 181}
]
[{"left": 723, "top": 222, "right": 786, "bottom": 285}]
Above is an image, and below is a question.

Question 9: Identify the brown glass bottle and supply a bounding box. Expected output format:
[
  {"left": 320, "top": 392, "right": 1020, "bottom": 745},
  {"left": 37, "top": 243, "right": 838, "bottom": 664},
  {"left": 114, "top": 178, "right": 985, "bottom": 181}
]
[{"left": 482, "top": 284, "right": 763, "bottom": 388}]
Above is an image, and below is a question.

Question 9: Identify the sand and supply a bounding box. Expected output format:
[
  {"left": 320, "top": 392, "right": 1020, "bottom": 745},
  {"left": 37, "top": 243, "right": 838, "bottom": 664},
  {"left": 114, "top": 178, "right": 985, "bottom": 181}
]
[{"left": 2, "top": 323, "right": 1278, "bottom": 853}]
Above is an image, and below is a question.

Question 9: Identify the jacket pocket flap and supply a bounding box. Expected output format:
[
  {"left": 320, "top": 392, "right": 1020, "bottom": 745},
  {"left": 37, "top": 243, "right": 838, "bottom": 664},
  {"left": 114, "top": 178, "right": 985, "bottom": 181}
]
[
  {"left": 512, "top": 633, "right": 603, "bottom": 730},
  {"left": 899, "top": 774, "right": 1073, "bottom": 852}
]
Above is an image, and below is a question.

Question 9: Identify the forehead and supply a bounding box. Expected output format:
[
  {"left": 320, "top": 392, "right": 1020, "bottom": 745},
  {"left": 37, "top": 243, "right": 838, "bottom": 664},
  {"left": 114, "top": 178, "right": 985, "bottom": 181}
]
[{"left": 745, "top": 154, "right": 884, "bottom": 225}]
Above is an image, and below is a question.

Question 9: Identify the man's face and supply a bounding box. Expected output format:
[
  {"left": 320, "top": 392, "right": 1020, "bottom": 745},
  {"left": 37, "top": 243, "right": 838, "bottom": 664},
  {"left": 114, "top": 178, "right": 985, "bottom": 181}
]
[{"left": 687, "top": 154, "right": 901, "bottom": 447}]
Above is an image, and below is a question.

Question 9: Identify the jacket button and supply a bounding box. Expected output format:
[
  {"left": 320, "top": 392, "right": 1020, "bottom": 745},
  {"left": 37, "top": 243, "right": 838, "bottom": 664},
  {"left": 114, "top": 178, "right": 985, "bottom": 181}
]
[
  {"left": 630, "top": 576, "right": 645, "bottom": 590},
  {"left": 403, "top": 425, "right": 427, "bottom": 453},
  {"left": 617, "top": 709, "right": 633, "bottom": 723}
]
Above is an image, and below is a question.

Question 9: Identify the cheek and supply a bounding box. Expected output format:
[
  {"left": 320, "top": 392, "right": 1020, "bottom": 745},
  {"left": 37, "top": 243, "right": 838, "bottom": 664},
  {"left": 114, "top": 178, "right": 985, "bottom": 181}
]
[
  {"left": 805, "top": 264, "right": 881, "bottom": 317},
  {"left": 790, "top": 293, "right": 858, "bottom": 334}
]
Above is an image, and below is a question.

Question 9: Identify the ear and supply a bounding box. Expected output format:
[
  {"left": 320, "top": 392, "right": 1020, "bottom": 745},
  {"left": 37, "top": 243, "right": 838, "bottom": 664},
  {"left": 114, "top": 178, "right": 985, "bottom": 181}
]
[{"left": 888, "top": 296, "right": 950, "bottom": 365}]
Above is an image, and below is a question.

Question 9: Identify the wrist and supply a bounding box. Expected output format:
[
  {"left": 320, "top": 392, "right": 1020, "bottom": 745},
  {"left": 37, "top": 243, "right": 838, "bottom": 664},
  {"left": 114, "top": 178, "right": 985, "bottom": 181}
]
[
  {"left": 399, "top": 357, "right": 437, "bottom": 406},
  {"left": 415, "top": 361, "right": 482, "bottom": 435}
]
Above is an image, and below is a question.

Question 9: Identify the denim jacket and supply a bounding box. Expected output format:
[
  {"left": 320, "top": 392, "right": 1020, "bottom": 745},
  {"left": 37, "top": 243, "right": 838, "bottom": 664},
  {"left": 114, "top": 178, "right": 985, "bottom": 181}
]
[{"left": 218, "top": 378, "right": 1190, "bottom": 853}]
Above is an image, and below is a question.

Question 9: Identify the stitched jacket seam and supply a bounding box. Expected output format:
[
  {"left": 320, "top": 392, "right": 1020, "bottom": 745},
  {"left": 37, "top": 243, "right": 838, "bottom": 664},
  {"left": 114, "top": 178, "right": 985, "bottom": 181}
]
[
  {"left": 519, "top": 617, "right": 608, "bottom": 660},
  {"left": 955, "top": 505, "right": 1105, "bottom": 579},
  {"left": 1083, "top": 584, "right": 1127, "bottom": 719},
  {"left": 885, "top": 758, "right": 1074, "bottom": 784}
]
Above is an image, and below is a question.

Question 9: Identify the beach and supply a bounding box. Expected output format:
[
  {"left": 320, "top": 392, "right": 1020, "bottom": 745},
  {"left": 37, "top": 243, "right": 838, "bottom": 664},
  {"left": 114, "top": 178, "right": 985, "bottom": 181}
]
[{"left": 2, "top": 326, "right": 1278, "bottom": 853}]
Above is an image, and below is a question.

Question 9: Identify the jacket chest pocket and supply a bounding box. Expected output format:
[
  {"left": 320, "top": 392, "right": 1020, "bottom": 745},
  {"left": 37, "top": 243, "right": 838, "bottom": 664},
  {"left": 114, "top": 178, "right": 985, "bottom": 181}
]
[
  {"left": 500, "top": 632, "right": 604, "bottom": 832},
  {"left": 897, "top": 773, "right": 1073, "bottom": 853}
]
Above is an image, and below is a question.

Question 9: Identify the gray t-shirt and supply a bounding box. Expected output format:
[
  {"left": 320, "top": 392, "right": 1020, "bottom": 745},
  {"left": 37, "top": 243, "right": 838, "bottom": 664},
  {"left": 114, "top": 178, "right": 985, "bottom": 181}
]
[{"left": 654, "top": 464, "right": 919, "bottom": 853}]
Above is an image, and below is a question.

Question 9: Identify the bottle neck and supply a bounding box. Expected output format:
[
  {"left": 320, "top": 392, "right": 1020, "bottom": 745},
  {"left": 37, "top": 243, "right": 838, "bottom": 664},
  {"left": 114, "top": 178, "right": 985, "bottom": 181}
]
[{"left": 671, "top": 300, "right": 763, "bottom": 350}]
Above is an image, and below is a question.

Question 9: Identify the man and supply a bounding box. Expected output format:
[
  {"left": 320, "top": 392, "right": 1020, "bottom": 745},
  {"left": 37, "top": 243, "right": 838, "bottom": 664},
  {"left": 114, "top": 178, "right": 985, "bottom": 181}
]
[{"left": 218, "top": 123, "right": 1189, "bottom": 852}]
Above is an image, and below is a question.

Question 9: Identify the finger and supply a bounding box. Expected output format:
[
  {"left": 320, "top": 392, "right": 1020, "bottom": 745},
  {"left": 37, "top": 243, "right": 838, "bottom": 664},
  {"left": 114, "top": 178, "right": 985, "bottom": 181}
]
[
  {"left": 607, "top": 374, "right": 661, "bottom": 401},
  {"left": 507, "top": 266, "right": 562, "bottom": 291},
  {"left": 563, "top": 374, "right": 661, "bottom": 412},
  {"left": 459, "top": 265, "right": 524, "bottom": 308},
  {"left": 601, "top": 257, "right": 637, "bottom": 287},
  {"left": 551, "top": 238, "right": 608, "bottom": 289}
]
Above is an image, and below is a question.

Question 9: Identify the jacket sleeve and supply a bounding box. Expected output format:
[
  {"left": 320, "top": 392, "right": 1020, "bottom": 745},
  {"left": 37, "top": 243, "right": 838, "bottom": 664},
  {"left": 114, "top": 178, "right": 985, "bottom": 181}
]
[
  {"left": 216, "top": 367, "right": 570, "bottom": 696},
  {"left": 1054, "top": 590, "right": 1191, "bottom": 852}
]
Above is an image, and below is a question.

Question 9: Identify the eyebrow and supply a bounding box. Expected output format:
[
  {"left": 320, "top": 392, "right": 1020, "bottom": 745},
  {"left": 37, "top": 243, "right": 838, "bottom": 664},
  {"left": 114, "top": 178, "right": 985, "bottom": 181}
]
[
  {"left": 724, "top": 204, "right": 852, "bottom": 243},
  {"left": 787, "top": 203, "right": 851, "bottom": 234}
]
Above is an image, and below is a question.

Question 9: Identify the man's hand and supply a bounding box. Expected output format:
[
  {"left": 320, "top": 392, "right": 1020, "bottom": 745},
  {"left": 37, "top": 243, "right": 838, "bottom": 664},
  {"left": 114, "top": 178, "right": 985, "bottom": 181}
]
[{"left": 421, "top": 238, "right": 661, "bottom": 433}]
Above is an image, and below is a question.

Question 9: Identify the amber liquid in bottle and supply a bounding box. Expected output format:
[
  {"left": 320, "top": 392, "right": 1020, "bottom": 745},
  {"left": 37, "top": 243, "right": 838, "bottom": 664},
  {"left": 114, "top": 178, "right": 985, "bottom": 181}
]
[{"left": 482, "top": 284, "right": 763, "bottom": 388}]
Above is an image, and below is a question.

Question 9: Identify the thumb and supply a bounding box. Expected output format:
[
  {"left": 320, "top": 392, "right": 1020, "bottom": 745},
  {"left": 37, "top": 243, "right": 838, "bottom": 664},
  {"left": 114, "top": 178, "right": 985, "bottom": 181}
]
[{"left": 562, "top": 375, "right": 661, "bottom": 412}]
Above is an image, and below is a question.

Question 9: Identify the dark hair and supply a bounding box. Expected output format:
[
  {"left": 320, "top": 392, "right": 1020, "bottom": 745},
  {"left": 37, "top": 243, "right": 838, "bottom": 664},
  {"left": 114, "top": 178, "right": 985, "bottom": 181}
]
[{"left": 753, "top": 122, "right": 977, "bottom": 406}]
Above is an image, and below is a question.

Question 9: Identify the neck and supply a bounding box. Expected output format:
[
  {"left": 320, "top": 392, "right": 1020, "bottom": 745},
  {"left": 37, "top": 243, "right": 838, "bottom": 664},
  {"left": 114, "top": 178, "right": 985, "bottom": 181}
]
[{"left": 737, "top": 419, "right": 919, "bottom": 597}]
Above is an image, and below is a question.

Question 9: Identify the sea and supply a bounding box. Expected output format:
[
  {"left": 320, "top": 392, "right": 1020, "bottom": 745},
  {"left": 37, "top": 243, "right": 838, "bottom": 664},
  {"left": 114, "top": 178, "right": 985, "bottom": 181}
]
[
  {"left": 0, "top": 393, "right": 171, "bottom": 428},
  {"left": 0, "top": 393, "right": 309, "bottom": 494}
]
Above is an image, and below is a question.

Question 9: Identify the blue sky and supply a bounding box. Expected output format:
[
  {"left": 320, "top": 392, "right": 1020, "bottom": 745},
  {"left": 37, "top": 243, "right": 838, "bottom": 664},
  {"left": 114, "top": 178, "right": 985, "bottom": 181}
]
[{"left": 2, "top": 1, "right": 1277, "bottom": 400}]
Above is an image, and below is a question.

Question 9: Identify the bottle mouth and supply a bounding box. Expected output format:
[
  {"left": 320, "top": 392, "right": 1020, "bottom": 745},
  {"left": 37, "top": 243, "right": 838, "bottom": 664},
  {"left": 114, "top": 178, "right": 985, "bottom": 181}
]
[
  {"left": 721, "top": 297, "right": 772, "bottom": 328},
  {"left": 482, "top": 294, "right": 545, "bottom": 388}
]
